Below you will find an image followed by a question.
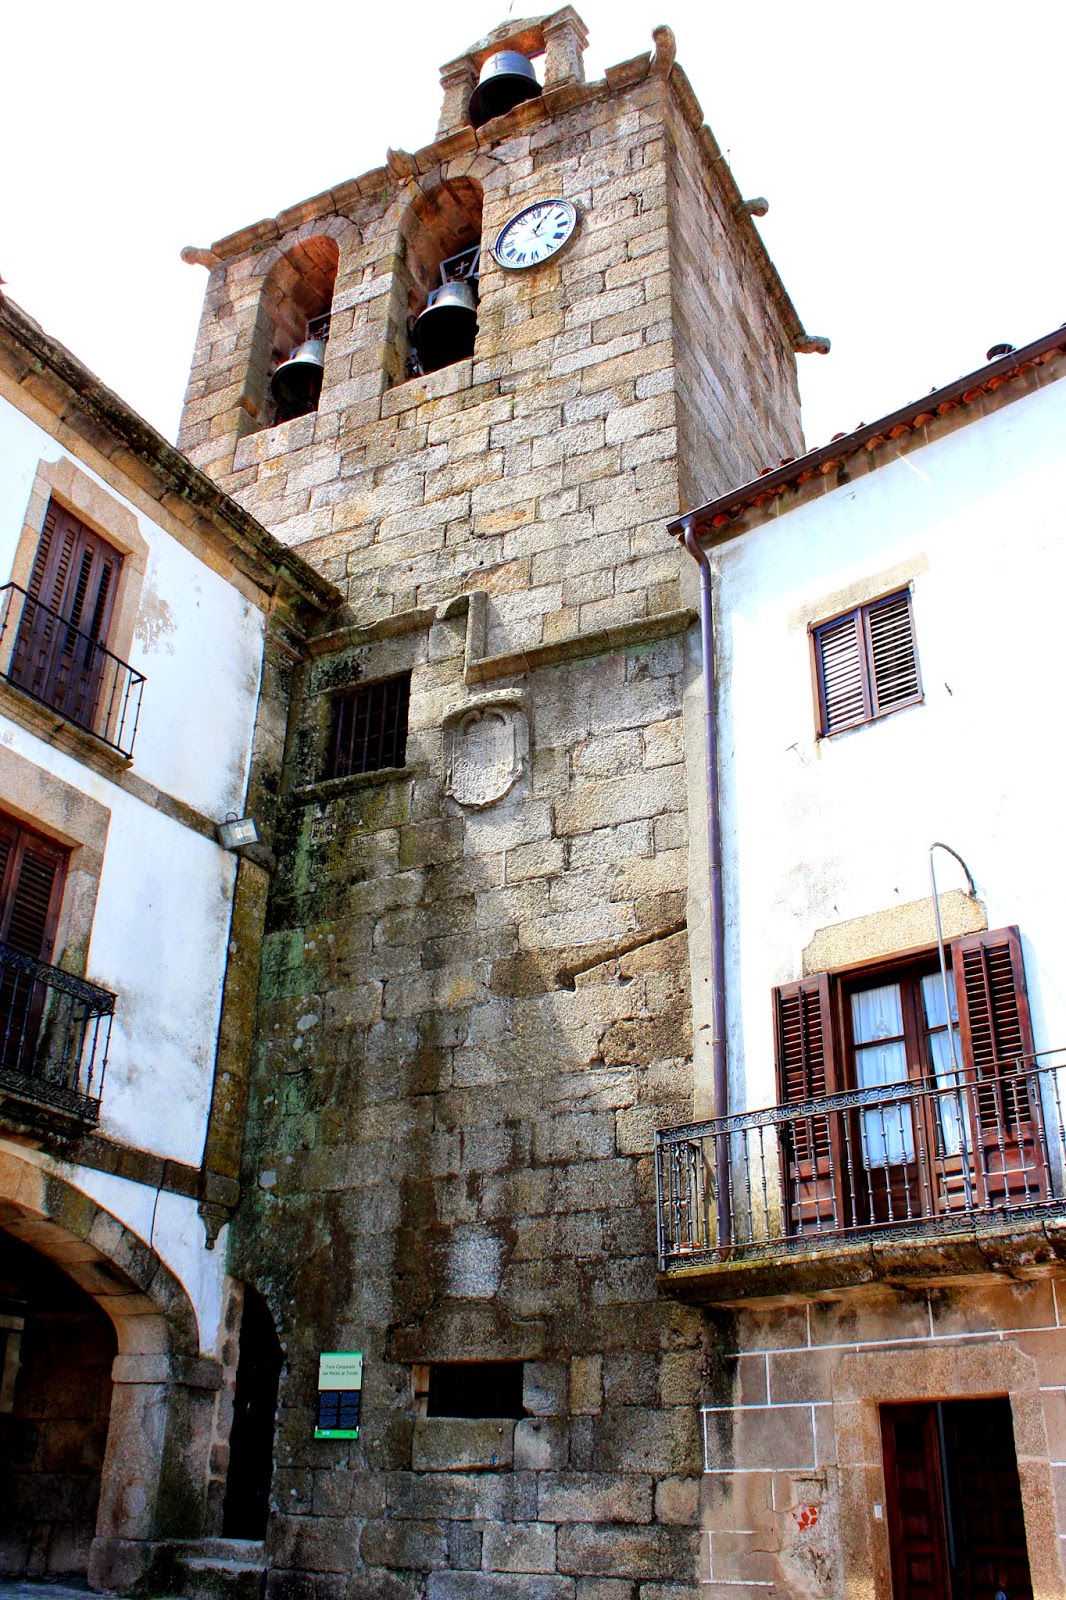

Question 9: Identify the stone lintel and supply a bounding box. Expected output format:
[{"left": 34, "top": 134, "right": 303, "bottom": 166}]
[{"left": 802, "top": 890, "right": 987, "bottom": 975}]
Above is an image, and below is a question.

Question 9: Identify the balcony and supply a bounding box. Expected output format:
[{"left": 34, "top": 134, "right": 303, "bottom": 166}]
[
  {"left": 0, "top": 943, "right": 115, "bottom": 1126},
  {"left": 656, "top": 1053, "right": 1066, "bottom": 1298},
  {"left": 0, "top": 583, "right": 144, "bottom": 759}
]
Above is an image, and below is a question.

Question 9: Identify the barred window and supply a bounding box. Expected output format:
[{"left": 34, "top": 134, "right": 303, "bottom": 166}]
[
  {"left": 812, "top": 589, "right": 921, "bottom": 736},
  {"left": 326, "top": 672, "right": 410, "bottom": 779}
]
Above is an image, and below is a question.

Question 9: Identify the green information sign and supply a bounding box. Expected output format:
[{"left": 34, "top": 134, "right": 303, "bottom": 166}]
[{"left": 315, "top": 1351, "right": 363, "bottom": 1439}]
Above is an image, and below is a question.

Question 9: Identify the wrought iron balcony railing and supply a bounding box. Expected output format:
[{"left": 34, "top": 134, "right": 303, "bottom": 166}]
[
  {"left": 0, "top": 583, "right": 145, "bottom": 758},
  {"left": 656, "top": 1051, "right": 1066, "bottom": 1270},
  {"left": 0, "top": 943, "right": 115, "bottom": 1124}
]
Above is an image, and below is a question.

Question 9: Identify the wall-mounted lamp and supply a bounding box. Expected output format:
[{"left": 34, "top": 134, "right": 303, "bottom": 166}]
[{"left": 217, "top": 813, "right": 260, "bottom": 851}]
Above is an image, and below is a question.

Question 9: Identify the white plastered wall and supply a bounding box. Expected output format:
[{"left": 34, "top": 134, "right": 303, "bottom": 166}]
[
  {"left": 0, "top": 393, "right": 268, "bottom": 1348},
  {"left": 700, "top": 373, "right": 1066, "bottom": 1116}
]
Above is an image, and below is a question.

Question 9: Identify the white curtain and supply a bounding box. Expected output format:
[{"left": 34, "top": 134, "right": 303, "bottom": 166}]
[
  {"left": 851, "top": 983, "right": 913, "bottom": 1165},
  {"left": 921, "top": 972, "right": 964, "bottom": 1157}
]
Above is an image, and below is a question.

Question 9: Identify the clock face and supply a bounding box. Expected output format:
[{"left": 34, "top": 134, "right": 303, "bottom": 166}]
[{"left": 491, "top": 200, "right": 578, "bottom": 271}]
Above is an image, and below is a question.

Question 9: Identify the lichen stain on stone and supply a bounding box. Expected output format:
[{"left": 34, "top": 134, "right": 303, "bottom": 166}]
[{"left": 134, "top": 570, "right": 178, "bottom": 655}]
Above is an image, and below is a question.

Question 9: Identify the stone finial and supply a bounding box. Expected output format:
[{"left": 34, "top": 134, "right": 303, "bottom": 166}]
[
  {"left": 438, "top": 54, "right": 479, "bottom": 137},
  {"left": 181, "top": 245, "right": 221, "bottom": 269},
  {"left": 649, "top": 24, "right": 676, "bottom": 77},
  {"left": 386, "top": 147, "right": 418, "bottom": 183},
  {"left": 542, "top": 6, "right": 589, "bottom": 88}
]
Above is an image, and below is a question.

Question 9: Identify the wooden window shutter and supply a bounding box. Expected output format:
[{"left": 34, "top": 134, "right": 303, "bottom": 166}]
[
  {"left": 815, "top": 611, "right": 868, "bottom": 734},
  {"left": 866, "top": 591, "right": 920, "bottom": 715},
  {"left": 0, "top": 816, "right": 67, "bottom": 964},
  {"left": 953, "top": 927, "right": 1034, "bottom": 1078},
  {"left": 952, "top": 926, "right": 1043, "bottom": 1202},
  {"left": 774, "top": 973, "right": 842, "bottom": 1232},
  {"left": 774, "top": 973, "right": 838, "bottom": 1103},
  {"left": 814, "top": 588, "right": 921, "bottom": 736}
]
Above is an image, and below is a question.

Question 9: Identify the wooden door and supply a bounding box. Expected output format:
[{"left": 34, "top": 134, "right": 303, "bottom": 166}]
[
  {"left": 942, "top": 1399, "right": 1032, "bottom": 1600},
  {"left": 882, "top": 1399, "right": 1033, "bottom": 1600},
  {"left": 12, "top": 503, "right": 123, "bottom": 734},
  {"left": 881, "top": 1404, "right": 951, "bottom": 1600}
]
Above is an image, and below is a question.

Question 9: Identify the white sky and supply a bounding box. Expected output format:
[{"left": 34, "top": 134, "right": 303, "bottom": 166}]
[{"left": 4, "top": 1, "right": 1064, "bottom": 471}]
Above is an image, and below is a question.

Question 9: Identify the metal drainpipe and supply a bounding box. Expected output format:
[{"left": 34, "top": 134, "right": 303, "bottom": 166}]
[{"left": 682, "top": 523, "right": 731, "bottom": 1247}]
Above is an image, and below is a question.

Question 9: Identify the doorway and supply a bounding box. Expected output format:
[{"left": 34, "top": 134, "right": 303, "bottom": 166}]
[
  {"left": 221, "top": 1286, "right": 282, "bottom": 1539},
  {"left": 881, "top": 1397, "right": 1033, "bottom": 1600}
]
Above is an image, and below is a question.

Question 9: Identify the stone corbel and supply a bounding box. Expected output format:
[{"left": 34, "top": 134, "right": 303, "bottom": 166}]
[{"left": 648, "top": 24, "right": 677, "bottom": 78}]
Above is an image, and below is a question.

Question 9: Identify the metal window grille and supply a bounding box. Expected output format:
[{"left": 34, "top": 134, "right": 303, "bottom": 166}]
[{"left": 327, "top": 672, "right": 411, "bottom": 779}]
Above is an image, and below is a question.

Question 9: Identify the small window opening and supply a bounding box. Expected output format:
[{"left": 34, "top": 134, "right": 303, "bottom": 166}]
[
  {"left": 426, "top": 1362, "right": 525, "bottom": 1420},
  {"left": 326, "top": 671, "right": 411, "bottom": 780}
]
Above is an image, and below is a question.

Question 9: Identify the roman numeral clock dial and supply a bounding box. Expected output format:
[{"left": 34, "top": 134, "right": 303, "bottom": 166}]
[{"left": 491, "top": 200, "right": 579, "bottom": 271}]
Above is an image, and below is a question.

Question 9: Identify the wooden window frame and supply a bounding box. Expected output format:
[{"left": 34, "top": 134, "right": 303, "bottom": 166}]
[{"left": 810, "top": 586, "right": 922, "bottom": 738}]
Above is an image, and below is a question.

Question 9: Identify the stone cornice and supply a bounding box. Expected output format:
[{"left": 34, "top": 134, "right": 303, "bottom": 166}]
[{"left": 0, "top": 295, "right": 340, "bottom": 620}]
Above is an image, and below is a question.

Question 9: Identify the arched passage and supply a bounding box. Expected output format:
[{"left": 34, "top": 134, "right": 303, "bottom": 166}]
[
  {"left": 0, "top": 1149, "right": 220, "bottom": 1591},
  {"left": 0, "top": 1230, "right": 116, "bottom": 1576}
]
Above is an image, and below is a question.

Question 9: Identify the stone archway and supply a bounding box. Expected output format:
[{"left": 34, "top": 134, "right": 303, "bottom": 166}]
[{"left": 0, "top": 1146, "right": 221, "bottom": 1592}]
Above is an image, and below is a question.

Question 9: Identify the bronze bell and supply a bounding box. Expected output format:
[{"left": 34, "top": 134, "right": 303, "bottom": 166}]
[
  {"left": 468, "top": 50, "right": 542, "bottom": 128},
  {"left": 412, "top": 281, "right": 478, "bottom": 374},
  {"left": 270, "top": 338, "right": 327, "bottom": 416}
]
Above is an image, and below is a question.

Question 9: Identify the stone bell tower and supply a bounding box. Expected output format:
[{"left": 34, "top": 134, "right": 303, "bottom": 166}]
[{"left": 178, "top": 13, "right": 821, "bottom": 1600}]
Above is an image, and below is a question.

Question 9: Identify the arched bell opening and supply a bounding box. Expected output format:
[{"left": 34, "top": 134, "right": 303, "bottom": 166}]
[
  {"left": 247, "top": 237, "right": 340, "bottom": 431},
  {"left": 221, "top": 1284, "right": 283, "bottom": 1540},
  {"left": 0, "top": 1228, "right": 117, "bottom": 1578},
  {"left": 388, "top": 176, "right": 484, "bottom": 386}
]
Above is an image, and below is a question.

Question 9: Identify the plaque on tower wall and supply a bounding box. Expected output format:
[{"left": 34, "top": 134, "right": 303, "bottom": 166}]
[{"left": 443, "top": 696, "right": 529, "bottom": 809}]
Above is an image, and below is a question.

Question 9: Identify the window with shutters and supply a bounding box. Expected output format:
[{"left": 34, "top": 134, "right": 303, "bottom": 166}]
[
  {"left": 326, "top": 672, "right": 411, "bottom": 780},
  {"left": 8, "top": 501, "right": 125, "bottom": 740},
  {"left": 774, "top": 928, "right": 1042, "bottom": 1237},
  {"left": 0, "top": 814, "right": 68, "bottom": 966},
  {"left": 811, "top": 588, "right": 922, "bottom": 737},
  {"left": 0, "top": 814, "right": 68, "bottom": 1078}
]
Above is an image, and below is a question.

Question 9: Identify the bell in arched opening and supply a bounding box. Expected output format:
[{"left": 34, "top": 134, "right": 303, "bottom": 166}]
[
  {"left": 468, "top": 51, "right": 542, "bottom": 128},
  {"left": 270, "top": 318, "right": 329, "bottom": 420},
  {"left": 412, "top": 280, "right": 478, "bottom": 374}
]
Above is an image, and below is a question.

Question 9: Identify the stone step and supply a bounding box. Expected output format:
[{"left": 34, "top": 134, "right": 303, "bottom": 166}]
[
  {"left": 173, "top": 1540, "right": 265, "bottom": 1566},
  {"left": 146, "top": 1540, "right": 267, "bottom": 1600}
]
